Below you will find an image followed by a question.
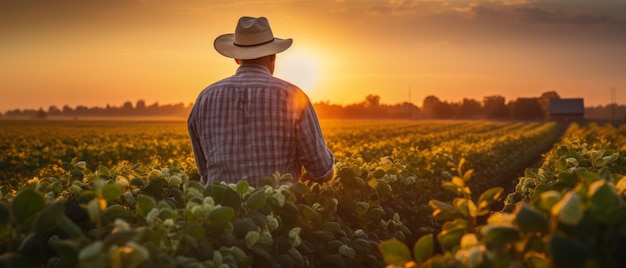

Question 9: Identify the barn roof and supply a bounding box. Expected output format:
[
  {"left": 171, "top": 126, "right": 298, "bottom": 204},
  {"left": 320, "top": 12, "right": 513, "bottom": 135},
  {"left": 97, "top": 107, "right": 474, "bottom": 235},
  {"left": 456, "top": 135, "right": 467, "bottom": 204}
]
[{"left": 549, "top": 98, "right": 584, "bottom": 114}]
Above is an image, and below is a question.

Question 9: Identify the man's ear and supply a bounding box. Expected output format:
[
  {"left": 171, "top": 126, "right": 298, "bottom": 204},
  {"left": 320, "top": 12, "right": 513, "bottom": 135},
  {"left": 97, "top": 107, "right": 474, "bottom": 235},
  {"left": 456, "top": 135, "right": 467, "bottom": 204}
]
[{"left": 235, "top": 59, "right": 242, "bottom": 65}]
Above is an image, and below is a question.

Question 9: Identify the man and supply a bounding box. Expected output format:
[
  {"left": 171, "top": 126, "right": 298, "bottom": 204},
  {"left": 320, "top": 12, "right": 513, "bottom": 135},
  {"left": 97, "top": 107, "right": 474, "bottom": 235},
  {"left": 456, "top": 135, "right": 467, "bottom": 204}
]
[{"left": 188, "top": 16, "right": 335, "bottom": 186}]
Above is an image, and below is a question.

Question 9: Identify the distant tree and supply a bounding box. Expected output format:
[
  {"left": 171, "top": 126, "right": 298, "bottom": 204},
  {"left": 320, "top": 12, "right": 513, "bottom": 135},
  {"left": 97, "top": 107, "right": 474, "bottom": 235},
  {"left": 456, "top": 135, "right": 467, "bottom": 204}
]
[
  {"left": 75, "top": 105, "right": 89, "bottom": 115},
  {"left": 47, "top": 105, "right": 61, "bottom": 116},
  {"left": 510, "top": 98, "right": 544, "bottom": 120},
  {"left": 389, "top": 102, "right": 420, "bottom": 119},
  {"left": 135, "top": 100, "right": 146, "bottom": 113},
  {"left": 35, "top": 108, "right": 47, "bottom": 119},
  {"left": 539, "top": 91, "right": 560, "bottom": 120},
  {"left": 122, "top": 101, "right": 134, "bottom": 115},
  {"left": 147, "top": 102, "right": 159, "bottom": 115},
  {"left": 136, "top": 100, "right": 146, "bottom": 110},
  {"left": 422, "top": 95, "right": 441, "bottom": 119},
  {"left": 459, "top": 98, "right": 482, "bottom": 119},
  {"left": 314, "top": 101, "right": 344, "bottom": 119},
  {"left": 364, "top": 95, "right": 386, "bottom": 117},
  {"left": 483, "top": 95, "right": 509, "bottom": 119},
  {"left": 62, "top": 105, "right": 74, "bottom": 115},
  {"left": 433, "top": 101, "right": 454, "bottom": 119},
  {"left": 5, "top": 109, "right": 21, "bottom": 117}
]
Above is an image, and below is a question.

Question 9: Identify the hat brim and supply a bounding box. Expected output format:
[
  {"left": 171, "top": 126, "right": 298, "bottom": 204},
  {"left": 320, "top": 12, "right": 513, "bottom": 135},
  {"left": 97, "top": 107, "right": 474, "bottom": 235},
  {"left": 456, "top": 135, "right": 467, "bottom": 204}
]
[{"left": 214, "top": 34, "right": 293, "bottom": 59}]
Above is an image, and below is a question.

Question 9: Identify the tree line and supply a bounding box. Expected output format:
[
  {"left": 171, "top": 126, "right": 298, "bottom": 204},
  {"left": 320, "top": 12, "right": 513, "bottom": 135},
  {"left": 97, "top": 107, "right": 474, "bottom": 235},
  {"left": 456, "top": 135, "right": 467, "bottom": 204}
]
[
  {"left": 1, "top": 100, "right": 193, "bottom": 119},
  {"left": 2, "top": 92, "right": 625, "bottom": 121},
  {"left": 314, "top": 91, "right": 626, "bottom": 122},
  {"left": 314, "top": 91, "right": 560, "bottom": 121}
]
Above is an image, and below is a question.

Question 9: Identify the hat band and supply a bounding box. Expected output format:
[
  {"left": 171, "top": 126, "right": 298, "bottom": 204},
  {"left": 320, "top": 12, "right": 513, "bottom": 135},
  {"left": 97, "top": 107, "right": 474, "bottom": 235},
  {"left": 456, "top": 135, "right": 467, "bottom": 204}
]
[{"left": 233, "top": 38, "right": 275, "bottom": 47}]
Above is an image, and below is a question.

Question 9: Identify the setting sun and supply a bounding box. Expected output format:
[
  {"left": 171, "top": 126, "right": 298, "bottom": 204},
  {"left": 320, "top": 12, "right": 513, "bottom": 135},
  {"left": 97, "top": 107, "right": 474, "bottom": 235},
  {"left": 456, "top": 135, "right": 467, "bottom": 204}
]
[{"left": 275, "top": 51, "right": 320, "bottom": 93}]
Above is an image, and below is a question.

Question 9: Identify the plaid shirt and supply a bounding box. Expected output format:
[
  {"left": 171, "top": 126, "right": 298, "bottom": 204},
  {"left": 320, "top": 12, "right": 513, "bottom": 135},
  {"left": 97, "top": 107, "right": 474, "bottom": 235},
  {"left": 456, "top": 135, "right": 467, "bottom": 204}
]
[{"left": 188, "top": 64, "right": 334, "bottom": 186}]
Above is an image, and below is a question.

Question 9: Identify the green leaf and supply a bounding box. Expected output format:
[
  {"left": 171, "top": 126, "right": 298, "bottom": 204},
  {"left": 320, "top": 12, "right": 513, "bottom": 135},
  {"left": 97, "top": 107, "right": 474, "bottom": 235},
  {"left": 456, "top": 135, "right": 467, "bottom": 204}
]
[
  {"left": 481, "top": 223, "right": 520, "bottom": 246},
  {"left": 556, "top": 172, "right": 577, "bottom": 187},
  {"left": 209, "top": 206, "right": 235, "bottom": 224},
  {"left": 97, "top": 165, "right": 110, "bottom": 178},
  {"left": 413, "top": 234, "right": 434, "bottom": 264},
  {"left": 59, "top": 215, "right": 85, "bottom": 238},
  {"left": 460, "top": 233, "right": 478, "bottom": 249},
  {"left": 524, "top": 252, "right": 550, "bottom": 268},
  {"left": 100, "top": 183, "right": 122, "bottom": 202},
  {"left": 297, "top": 204, "right": 321, "bottom": 222},
  {"left": 103, "top": 230, "right": 137, "bottom": 249},
  {"left": 321, "top": 254, "right": 346, "bottom": 267},
  {"left": 0, "top": 202, "right": 9, "bottom": 226},
  {"left": 157, "top": 207, "right": 176, "bottom": 221},
  {"left": 429, "top": 199, "right": 463, "bottom": 221},
  {"left": 245, "top": 190, "right": 267, "bottom": 210},
  {"left": 12, "top": 188, "right": 45, "bottom": 231},
  {"left": 454, "top": 198, "right": 477, "bottom": 218},
  {"left": 514, "top": 204, "right": 547, "bottom": 233},
  {"left": 355, "top": 202, "right": 369, "bottom": 215},
  {"left": 463, "top": 169, "right": 474, "bottom": 182},
  {"left": 49, "top": 239, "right": 81, "bottom": 267},
  {"left": 575, "top": 169, "right": 600, "bottom": 185},
  {"left": 221, "top": 186, "right": 242, "bottom": 210},
  {"left": 320, "top": 222, "right": 341, "bottom": 233},
  {"left": 368, "top": 206, "right": 386, "bottom": 220},
  {"left": 373, "top": 169, "right": 386, "bottom": 179},
  {"left": 594, "top": 156, "right": 607, "bottom": 168},
  {"left": 549, "top": 234, "right": 590, "bottom": 268},
  {"left": 536, "top": 190, "right": 561, "bottom": 212},
  {"left": 452, "top": 176, "right": 465, "bottom": 188},
  {"left": 136, "top": 194, "right": 156, "bottom": 218},
  {"left": 607, "top": 206, "right": 626, "bottom": 225},
  {"left": 61, "top": 162, "right": 73, "bottom": 172},
  {"left": 589, "top": 180, "right": 618, "bottom": 208},
  {"left": 236, "top": 180, "right": 249, "bottom": 196},
  {"left": 34, "top": 201, "right": 65, "bottom": 234},
  {"left": 379, "top": 239, "right": 413, "bottom": 266},
  {"left": 442, "top": 181, "right": 459, "bottom": 194},
  {"left": 187, "top": 180, "right": 204, "bottom": 192},
  {"left": 437, "top": 218, "right": 468, "bottom": 250},
  {"left": 103, "top": 205, "right": 136, "bottom": 224},
  {"left": 141, "top": 178, "right": 165, "bottom": 197},
  {"left": 186, "top": 223, "right": 205, "bottom": 242},
  {"left": 477, "top": 187, "right": 503, "bottom": 214},
  {"left": 457, "top": 158, "right": 466, "bottom": 177},
  {"left": 18, "top": 233, "right": 48, "bottom": 266},
  {"left": 289, "top": 182, "right": 310, "bottom": 196},
  {"left": 551, "top": 192, "right": 583, "bottom": 225}
]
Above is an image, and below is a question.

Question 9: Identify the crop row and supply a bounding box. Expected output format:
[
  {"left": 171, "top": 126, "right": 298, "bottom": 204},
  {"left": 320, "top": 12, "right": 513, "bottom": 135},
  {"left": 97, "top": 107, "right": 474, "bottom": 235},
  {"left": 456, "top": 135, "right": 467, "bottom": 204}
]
[
  {"left": 380, "top": 122, "right": 626, "bottom": 267},
  {"left": 0, "top": 120, "right": 560, "bottom": 267}
]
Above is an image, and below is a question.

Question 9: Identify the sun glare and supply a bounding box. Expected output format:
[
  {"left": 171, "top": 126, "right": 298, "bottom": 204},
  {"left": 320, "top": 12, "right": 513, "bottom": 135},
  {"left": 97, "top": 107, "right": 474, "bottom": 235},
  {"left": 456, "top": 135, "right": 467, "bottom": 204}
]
[{"left": 275, "top": 52, "right": 320, "bottom": 93}]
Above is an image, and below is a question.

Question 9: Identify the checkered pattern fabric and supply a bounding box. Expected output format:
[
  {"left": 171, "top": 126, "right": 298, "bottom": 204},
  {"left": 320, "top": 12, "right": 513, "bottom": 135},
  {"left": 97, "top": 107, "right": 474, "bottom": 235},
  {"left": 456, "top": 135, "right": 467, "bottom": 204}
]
[{"left": 188, "top": 64, "right": 334, "bottom": 186}]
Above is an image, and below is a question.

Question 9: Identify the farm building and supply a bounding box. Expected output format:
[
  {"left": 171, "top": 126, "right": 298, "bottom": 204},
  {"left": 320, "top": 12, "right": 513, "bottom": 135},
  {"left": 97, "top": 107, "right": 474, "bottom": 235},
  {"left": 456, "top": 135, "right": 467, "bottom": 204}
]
[{"left": 549, "top": 98, "right": 584, "bottom": 123}]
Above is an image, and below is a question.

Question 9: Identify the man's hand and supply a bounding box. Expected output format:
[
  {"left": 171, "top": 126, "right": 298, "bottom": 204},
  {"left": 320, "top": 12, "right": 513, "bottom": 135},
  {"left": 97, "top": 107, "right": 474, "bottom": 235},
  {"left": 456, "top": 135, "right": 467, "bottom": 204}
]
[{"left": 302, "top": 167, "right": 335, "bottom": 184}]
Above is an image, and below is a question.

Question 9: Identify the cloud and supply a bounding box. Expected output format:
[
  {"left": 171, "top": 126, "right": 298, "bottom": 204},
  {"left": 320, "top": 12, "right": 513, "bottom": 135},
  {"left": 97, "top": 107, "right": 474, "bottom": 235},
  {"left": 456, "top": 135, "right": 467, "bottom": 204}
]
[{"left": 513, "top": 6, "right": 612, "bottom": 25}]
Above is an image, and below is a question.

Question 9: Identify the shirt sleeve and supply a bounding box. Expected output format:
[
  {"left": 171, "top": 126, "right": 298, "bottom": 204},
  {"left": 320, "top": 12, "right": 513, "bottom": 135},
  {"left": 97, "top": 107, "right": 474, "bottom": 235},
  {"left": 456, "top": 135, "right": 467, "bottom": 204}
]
[
  {"left": 295, "top": 101, "right": 335, "bottom": 180},
  {"left": 187, "top": 112, "right": 208, "bottom": 184}
]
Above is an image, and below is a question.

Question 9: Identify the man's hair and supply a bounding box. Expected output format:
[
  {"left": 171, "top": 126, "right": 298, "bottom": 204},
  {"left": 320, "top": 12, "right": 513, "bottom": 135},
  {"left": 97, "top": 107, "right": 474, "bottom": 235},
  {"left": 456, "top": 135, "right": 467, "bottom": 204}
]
[{"left": 239, "top": 54, "right": 275, "bottom": 64}]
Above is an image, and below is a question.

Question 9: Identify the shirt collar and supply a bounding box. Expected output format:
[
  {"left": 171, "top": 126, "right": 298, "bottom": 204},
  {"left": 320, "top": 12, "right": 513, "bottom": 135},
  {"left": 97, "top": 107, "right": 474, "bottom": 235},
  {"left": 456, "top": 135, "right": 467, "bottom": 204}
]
[{"left": 235, "top": 63, "right": 271, "bottom": 76}]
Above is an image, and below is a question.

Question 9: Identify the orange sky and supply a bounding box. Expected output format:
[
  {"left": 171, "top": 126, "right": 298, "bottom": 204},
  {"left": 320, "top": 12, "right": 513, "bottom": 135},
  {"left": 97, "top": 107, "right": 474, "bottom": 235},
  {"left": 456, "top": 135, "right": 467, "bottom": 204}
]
[{"left": 1, "top": 0, "right": 625, "bottom": 113}]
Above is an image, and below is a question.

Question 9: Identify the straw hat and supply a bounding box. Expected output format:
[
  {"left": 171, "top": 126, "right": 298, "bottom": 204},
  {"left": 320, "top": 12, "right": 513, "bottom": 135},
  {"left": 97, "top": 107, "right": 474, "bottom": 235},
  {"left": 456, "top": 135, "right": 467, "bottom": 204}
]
[{"left": 214, "top": 16, "right": 292, "bottom": 59}]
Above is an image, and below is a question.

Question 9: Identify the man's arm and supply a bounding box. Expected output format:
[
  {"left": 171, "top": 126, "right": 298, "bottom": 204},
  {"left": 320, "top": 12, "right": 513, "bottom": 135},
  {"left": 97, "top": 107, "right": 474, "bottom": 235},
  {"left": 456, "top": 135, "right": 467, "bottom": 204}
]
[
  {"left": 295, "top": 100, "right": 335, "bottom": 183},
  {"left": 187, "top": 116, "right": 208, "bottom": 184}
]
